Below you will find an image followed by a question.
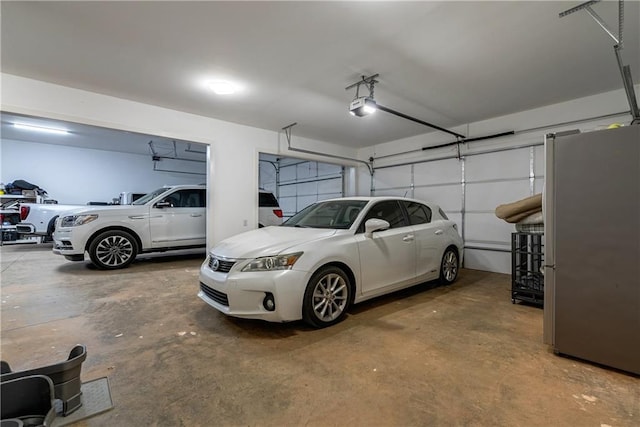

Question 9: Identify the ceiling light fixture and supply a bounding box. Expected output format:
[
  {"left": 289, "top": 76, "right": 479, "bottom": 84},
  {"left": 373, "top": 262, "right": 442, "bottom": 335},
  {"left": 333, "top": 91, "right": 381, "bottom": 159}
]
[
  {"left": 345, "top": 74, "right": 465, "bottom": 139},
  {"left": 208, "top": 80, "right": 237, "bottom": 95},
  {"left": 13, "top": 123, "right": 70, "bottom": 135}
]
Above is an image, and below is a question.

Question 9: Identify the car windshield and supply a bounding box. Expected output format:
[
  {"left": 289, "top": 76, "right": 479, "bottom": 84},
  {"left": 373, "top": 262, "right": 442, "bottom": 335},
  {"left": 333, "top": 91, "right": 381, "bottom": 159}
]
[
  {"left": 283, "top": 200, "right": 368, "bottom": 229},
  {"left": 132, "top": 188, "right": 169, "bottom": 205}
]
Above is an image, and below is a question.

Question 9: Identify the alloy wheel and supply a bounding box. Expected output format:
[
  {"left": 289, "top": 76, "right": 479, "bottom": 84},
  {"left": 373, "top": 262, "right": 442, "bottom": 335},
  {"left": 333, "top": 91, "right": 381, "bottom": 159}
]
[{"left": 312, "top": 273, "right": 348, "bottom": 322}]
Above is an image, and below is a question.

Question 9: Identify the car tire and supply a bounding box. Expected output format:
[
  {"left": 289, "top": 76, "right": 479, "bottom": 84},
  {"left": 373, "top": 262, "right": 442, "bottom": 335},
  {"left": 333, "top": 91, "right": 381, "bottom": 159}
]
[
  {"left": 439, "top": 247, "right": 459, "bottom": 285},
  {"left": 88, "top": 230, "right": 138, "bottom": 270},
  {"left": 302, "top": 266, "right": 352, "bottom": 328}
]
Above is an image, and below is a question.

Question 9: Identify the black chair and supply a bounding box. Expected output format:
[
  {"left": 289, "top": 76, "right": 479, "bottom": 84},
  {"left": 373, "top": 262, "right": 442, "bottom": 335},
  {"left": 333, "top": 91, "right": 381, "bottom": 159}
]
[
  {"left": 1, "top": 345, "right": 87, "bottom": 416},
  {"left": 1, "top": 375, "right": 57, "bottom": 426}
]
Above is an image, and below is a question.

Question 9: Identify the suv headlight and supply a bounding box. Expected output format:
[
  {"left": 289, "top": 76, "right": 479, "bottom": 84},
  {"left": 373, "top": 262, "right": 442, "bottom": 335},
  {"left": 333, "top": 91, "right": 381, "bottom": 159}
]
[
  {"left": 60, "top": 214, "right": 99, "bottom": 227},
  {"left": 241, "top": 252, "right": 303, "bottom": 272}
]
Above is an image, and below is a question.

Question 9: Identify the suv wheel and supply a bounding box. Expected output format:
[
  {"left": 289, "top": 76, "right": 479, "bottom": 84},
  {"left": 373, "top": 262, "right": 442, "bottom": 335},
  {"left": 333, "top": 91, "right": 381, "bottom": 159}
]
[{"left": 88, "top": 230, "right": 138, "bottom": 270}]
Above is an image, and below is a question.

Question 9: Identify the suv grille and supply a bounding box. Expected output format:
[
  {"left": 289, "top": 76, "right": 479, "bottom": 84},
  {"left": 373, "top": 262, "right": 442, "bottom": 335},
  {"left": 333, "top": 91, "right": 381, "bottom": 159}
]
[
  {"left": 200, "top": 282, "right": 229, "bottom": 306},
  {"left": 208, "top": 256, "right": 235, "bottom": 273}
]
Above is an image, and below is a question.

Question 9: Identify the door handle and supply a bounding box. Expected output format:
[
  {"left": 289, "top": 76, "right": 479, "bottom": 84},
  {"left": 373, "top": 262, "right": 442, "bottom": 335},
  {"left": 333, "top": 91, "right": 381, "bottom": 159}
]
[
  {"left": 402, "top": 234, "right": 414, "bottom": 242},
  {"left": 434, "top": 230, "right": 443, "bottom": 235},
  {"left": 190, "top": 214, "right": 203, "bottom": 217}
]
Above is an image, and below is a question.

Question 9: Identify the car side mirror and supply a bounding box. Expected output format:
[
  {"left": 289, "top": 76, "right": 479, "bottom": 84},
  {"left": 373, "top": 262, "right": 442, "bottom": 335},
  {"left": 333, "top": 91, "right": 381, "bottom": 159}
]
[
  {"left": 364, "top": 218, "right": 390, "bottom": 238},
  {"left": 155, "top": 201, "right": 172, "bottom": 208}
]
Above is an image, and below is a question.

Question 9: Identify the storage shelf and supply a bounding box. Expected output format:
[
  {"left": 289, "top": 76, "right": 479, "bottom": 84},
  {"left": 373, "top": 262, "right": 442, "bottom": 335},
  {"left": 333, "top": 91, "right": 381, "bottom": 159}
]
[
  {"left": 511, "top": 232, "right": 544, "bottom": 306},
  {"left": 1, "top": 193, "right": 41, "bottom": 245}
]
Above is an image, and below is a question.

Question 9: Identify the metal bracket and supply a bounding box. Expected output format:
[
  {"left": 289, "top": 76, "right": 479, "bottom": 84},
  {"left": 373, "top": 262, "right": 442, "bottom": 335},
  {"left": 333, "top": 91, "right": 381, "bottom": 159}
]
[
  {"left": 281, "top": 122, "right": 374, "bottom": 175},
  {"left": 345, "top": 74, "right": 379, "bottom": 99},
  {"left": 282, "top": 122, "right": 298, "bottom": 146},
  {"left": 560, "top": 0, "right": 640, "bottom": 122}
]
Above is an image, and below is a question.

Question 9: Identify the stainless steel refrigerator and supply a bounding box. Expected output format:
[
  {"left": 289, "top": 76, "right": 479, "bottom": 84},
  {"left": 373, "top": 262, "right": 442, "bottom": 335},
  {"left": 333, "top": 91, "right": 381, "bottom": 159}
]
[{"left": 543, "top": 125, "right": 640, "bottom": 375}]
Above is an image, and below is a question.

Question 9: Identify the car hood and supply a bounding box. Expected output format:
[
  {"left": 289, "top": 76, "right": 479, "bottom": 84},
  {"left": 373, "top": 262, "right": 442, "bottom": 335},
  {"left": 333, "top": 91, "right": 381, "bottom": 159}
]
[
  {"left": 59, "top": 205, "right": 149, "bottom": 216},
  {"left": 211, "top": 227, "right": 338, "bottom": 259}
]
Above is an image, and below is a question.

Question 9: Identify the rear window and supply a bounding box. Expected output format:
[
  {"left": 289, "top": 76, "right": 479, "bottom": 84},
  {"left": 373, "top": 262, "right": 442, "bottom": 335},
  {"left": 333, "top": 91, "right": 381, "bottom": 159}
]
[
  {"left": 259, "top": 192, "right": 280, "bottom": 207},
  {"left": 402, "top": 201, "right": 432, "bottom": 225},
  {"left": 439, "top": 208, "right": 449, "bottom": 220}
]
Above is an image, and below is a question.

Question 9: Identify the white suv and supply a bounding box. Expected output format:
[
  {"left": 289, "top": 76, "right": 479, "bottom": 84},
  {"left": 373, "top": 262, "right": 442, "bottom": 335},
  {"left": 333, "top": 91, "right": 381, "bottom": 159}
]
[
  {"left": 258, "top": 189, "right": 283, "bottom": 227},
  {"left": 53, "top": 185, "right": 206, "bottom": 269}
]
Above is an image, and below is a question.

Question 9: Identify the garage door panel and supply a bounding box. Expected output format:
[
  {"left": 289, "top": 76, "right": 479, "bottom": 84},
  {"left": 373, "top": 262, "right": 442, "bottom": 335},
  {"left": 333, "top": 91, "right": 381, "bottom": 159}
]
[
  {"left": 318, "top": 163, "right": 342, "bottom": 176},
  {"left": 374, "top": 166, "right": 411, "bottom": 190},
  {"left": 414, "top": 159, "right": 461, "bottom": 184},
  {"left": 466, "top": 148, "right": 530, "bottom": 181},
  {"left": 297, "top": 181, "right": 318, "bottom": 196},
  {"left": 464, "top": 249, "right": 510, "bottom": 274},
  {"left": 279, "top": 165, "right": 297, "bottom": 181},
  {"left": 535, "top": 179, "right": 545, "bottom": 195},
  {"left": 296, "top": 162, "right": 317, "bottom": 179},
  {"left": 318, "top": 177, "right": 342, "bottom": 194},
  {"left": 414, "top": 185, "right": 461, "bottom": 212},
  {"left": 279, "top": 197, "right": 297, "bottom": 216},
  {"left": 319, "top": 192, "right": 342, "bottom": 200},
  {"left": 373, "top": 188, "right": 410, "bottom": 197},
  {"left": 466, "top": 181, "right": 530, "bottom": 211},
  {"left": 464, "top": 212, "right": 514, "bottom": 243},
  {"left": 278, "top": 184, "right": 297, "bottom": 197},
  {"left": 534, "top": 145, "right": 544, "bottom": 176}
]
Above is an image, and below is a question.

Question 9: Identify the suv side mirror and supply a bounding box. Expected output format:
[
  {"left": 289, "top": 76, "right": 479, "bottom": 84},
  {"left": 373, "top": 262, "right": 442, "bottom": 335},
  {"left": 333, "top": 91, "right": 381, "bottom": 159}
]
[
  {"left": 364, "top": 218, "right": 390, "bottom": 238},
  {"left": 155, "top": 201, "right": 172, "bottom": 209}
]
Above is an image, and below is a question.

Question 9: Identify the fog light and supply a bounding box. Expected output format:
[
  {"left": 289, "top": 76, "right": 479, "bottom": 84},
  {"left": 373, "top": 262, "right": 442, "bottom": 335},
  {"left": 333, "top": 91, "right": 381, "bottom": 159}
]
[{"left": 263, "top": 293, "right": 275, "bottom": 311}]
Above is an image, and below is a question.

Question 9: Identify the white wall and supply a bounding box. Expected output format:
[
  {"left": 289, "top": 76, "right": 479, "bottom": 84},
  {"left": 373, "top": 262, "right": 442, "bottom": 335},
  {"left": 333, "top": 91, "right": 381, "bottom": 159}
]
[
  {"left": 0, "top": 138, "right": 203, "bottom": 204},
  {"left": 357, "top": 85, "right": 638, "bottom": 273},
  {"left": 1, "top": 73, "right": 359, "bottom": 247}
]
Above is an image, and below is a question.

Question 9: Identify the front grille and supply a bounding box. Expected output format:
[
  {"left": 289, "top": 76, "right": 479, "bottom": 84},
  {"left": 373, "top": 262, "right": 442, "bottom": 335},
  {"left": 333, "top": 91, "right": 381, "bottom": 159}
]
[
  {"left": 208, "top": 256, "right": 236, "bottom": 273},
  {"left": 200, "top": 282, "right": 229, "bottom": 306}
]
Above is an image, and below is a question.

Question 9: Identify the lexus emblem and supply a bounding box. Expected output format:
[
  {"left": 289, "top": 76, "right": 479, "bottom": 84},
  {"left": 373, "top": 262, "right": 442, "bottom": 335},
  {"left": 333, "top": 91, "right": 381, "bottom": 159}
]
[{"left": 211, "top": 257, "right": 220, "bottom": 271}]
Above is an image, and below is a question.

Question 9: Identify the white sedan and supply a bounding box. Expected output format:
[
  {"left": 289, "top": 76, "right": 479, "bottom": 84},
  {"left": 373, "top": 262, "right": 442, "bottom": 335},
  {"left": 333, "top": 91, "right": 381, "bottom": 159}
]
[{"left": 199, "top": 197, "right": 463, "bottom": 328}]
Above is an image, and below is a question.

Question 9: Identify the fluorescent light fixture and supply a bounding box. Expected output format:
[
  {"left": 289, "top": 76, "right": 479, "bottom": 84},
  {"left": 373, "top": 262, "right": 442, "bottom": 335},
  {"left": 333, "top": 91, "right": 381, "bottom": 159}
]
[
  {"left": 208, "top": 80, "right": 237, "bottom": 95},
  {"left": 13, "top": 123, "right": 70, "bottom": 135},
  {"left": 349, "top": 96, "right": 377, "bottom": 117}
]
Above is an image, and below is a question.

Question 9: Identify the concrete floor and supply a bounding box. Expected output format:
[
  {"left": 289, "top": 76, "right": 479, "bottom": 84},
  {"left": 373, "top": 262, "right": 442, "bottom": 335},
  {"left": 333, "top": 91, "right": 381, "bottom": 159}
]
[{"left": 1, "top": 243, "right": 638, "bottom": 426}]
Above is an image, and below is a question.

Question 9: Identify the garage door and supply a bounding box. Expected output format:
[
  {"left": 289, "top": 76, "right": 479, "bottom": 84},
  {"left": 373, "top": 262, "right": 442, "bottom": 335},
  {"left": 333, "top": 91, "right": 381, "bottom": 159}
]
[
  {"left": 372, "top": 145, "right": 544, "bottom": 273},
  {"left": 260, "top": 158, "right": 344, "bottom": 220}
]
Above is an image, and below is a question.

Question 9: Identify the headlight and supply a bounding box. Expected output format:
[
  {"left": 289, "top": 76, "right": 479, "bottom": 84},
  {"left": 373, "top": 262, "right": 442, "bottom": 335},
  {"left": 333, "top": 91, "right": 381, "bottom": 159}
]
[
  {"left": 60, "top": 214, "right": 99, "bottom": 227},
  {"left": 241, "top": 252, "right": 303, "bottom": 272}
]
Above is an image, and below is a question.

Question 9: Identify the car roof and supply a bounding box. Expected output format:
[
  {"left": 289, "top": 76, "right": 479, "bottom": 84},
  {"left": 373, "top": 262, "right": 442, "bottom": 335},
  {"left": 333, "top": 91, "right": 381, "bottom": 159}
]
[{"left": 162, "top": 184, "right": 206, "bottom": 189}]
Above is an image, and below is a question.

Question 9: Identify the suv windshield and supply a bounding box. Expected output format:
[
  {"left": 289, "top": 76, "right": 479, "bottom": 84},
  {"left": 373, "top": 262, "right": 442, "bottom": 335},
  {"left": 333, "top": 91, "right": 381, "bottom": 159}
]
[
  {"left": 283, "top": 200, "right": 368, "bottom": 229},
  {"left": 132, "top": 188, "right": 169, "bottom": 205}
]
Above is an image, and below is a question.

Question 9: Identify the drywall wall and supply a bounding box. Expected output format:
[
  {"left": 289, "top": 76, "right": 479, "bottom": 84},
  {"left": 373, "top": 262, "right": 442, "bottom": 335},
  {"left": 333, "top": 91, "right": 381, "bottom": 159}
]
[
  {"left": 0, "top": 138, "right": 204, "bottom": 204},
  {"left": 1, "top": 73, "right": 359, "bottom": 247}
]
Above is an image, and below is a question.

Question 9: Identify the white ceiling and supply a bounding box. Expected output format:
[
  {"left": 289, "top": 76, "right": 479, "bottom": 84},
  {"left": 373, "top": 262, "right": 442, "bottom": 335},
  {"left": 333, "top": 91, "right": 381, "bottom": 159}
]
[
  {"left": 0, "top": 111, "right": 207, "bottom": 158},
  {"left": 1, "top": 1, "right": 639, "bottom": 152}
]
